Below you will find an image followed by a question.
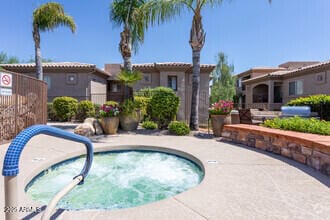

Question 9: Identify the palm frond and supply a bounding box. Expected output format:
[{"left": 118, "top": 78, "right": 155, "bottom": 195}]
[
  {"left": 138, "top": 0, "right": 187, "bottom": 27},
  {"left": 110, "top": 0, "right": 148, "bottom": 53},
  {"left": 200, "top": 0, "right": 223, "bottom": 9},
  {"left": 33, "top": 2, "right": 76, "bottom": 33},
  {"left": 116, "top": 69, "right": 142, "bottom": 86}
]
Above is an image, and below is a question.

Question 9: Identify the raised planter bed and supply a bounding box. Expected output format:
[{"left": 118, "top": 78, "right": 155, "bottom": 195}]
[{"left": 221, "top": 124, "right": 330, "bottom": 177}]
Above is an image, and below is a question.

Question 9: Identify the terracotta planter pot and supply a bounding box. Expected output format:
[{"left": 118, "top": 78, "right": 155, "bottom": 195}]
[
  {"left": 211, "top": 114, "right": 231, "bottom": 137},
  {"left": 119, "top": 111, "right": 140, "bottom": 131},
  {"left": 100, "top": 117, "right": 119, "bottom": 134}
]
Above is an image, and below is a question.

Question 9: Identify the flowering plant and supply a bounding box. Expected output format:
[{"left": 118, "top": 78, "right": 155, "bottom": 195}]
[
  {"left": 99, "top": 103, "right": 120, "bottom": 117},
  {"left": 209, "top": 100, "right": 234, "bottom": 115}
]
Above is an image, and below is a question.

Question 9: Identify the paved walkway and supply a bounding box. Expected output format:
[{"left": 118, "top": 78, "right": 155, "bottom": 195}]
[{"left": 0, "top": 129, "right": 329, "bottom": 219}]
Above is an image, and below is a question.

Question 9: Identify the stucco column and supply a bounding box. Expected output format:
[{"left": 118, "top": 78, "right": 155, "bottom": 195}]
[{"left": 268, "top": 80, "right": 274, "bottom": 110}]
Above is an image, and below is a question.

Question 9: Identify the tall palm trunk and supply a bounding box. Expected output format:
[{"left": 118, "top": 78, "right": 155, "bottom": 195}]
[
  {"left": 119, "top": 26, "right": 133, "bottom": 99},
  {"left": 189, "top": 11, "right": 205, "bottom": 130},
  {"left": 33, "top": 23, "right": 43, "bottom": 80}
]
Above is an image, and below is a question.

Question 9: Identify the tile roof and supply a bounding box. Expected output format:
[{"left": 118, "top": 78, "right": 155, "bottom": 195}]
[
  {"left": 286, "top": 60, "right": 330, "bottom": 75},
  {"left": 242, "top": 60, "right": 330, "bottom": 84},
  {"left": 235, "top": 67, "right": 285, "bottom": 78},
  {"left": 0, "top": 62, "right": 110, "bottom": 76},
  {"left": 0, "top": 62, "right": 96, "bottom": 68},
  {"left": 242, "top": 70, "right": 290, "bottom": 83},
  {"left": 105, "top": 62, "right": 215, "bottom": 80},
  {"left": 132, "top": 62, "right": 215, "bottom": 69}
]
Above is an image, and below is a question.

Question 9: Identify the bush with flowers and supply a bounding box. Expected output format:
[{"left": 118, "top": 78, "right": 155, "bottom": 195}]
[
  {"left": 209, "top": 100, "right": 234, "bottom": 115},
  {"left": 99, "top": 103, "right": 120, "bottom": 117}
]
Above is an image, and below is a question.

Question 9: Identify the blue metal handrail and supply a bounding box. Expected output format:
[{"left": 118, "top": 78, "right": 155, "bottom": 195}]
[{"left": 2, "top": 124, "right": 93, "bottom": 184}]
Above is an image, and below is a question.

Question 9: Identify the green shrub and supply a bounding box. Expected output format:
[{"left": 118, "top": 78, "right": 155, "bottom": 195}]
[
  {"left": 94, "top": 103, "right": 101, "bottom": 118},
  {"left": 150, "top": 87, "right": 180, "bottom": 129},
  {"left": 286, "top": 94, "right": 330, "bottom": 120},
  {"left": 168, "top": 121, "right": 190, "bottom": 136},
  {"left": 120, "top": 99, "right": 136, "bottom": 115},
  {"left": 141, "top": 121, "right": 158, "bottom": 130},
  {"left": 105, "top": 100, "right": 119, "bottom": 107},
  {"left": 262, "top": 116, "right": 330, "bottom": 135},
  {"left": 52, "top": 96, "right": 78, "bottom": 121},
  {"left": 47, "top": 102, "right": 58, "bottom": 121},
  {"left": 134, "top": 96, "right": 151, "bottom": 121},
  {"left": 135, "top": 87, "right": 154, "bottom": 98},
  {"left": 76, "top": 100, "right": 95, "bottom": 121}
]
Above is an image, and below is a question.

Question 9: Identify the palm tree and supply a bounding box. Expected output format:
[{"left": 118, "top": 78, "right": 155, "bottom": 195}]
[
  {"left": 110, "top": 0, "right": 149, "bottom": 72},
  {"left": 110, "top": 0, "right": 155, "bottom": 99},
  {"left": 143, "top": 0, "right": 272, "bottom": 130},
  {"left": 33, "top": 2, "right": 76, "bottom": 80}
]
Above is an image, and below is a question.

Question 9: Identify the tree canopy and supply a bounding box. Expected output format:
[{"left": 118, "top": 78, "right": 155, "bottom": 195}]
[
  {"left": 0, "top": 51, "right": 20, "bottom": 64},
  {"left": 33, "top": 2, "right": 76, "bottom": 33},
  {"left": 210, "top": 52, "right": 236, "bottom": 103},
  {"left": 33, "top": 2, "right": 76, "bottom": 80}
]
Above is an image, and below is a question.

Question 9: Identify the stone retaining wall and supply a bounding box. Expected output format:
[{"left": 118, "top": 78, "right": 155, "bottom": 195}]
[{"left": 221, "top": 124, "right": 330, "bottom": 177}]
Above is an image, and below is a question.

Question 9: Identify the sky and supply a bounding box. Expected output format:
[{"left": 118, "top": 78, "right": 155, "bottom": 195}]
[{"left": 1, "top": 0, "right": 330, "bottom": 74}]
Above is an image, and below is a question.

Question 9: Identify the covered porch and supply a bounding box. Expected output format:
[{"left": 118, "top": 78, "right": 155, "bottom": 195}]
[{"left": 244, "top": 80, "right": 283, "bottom": 110}]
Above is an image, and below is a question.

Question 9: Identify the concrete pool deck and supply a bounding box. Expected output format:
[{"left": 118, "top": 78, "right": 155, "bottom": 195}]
[{"left": 1, "top": 131, "right": 330, "bottom": 219}]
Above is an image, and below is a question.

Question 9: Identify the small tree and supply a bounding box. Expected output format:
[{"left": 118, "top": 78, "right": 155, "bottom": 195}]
[
  {"left": 210, "top": 52, "right": 236, "bottom": 103},
  {"left": 116, "top": 69, "right": 142, "bottom": 99}
]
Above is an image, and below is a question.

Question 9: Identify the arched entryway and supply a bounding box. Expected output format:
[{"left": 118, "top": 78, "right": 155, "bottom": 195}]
[{"left": 253, "top": 84, "right": 268, "bottom": 103}]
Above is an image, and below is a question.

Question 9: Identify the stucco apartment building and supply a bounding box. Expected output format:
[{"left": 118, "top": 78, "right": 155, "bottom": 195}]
[
  {"left": 105, "top": 62, "right": 215, "bottom": 124},
  {"left": 236, "top": 61, "right": 330, "bottom": 110},
  {"left": 1, "top": 62, "right": 215, "bottom": 124},
  {"left": 1, "top": 62, "right": 110, "bottom": 104}
]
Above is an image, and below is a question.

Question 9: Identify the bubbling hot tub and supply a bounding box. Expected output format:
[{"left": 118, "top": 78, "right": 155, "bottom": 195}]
[{"left": 26, "top": 150, "right": 204, "bottom": 210}]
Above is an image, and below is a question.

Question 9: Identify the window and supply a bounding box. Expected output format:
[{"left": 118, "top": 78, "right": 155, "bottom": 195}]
[
  {"left": 142, "top": 73, "right": 151, "bottom": 84},
  {"left": 168, "top": 76, "right": 177, "bottom": 91},
  {"left": 66, "top": 74, "right": 78, "bottom": 85},
  {"left": 289, "top": 80, "right": 303, "bottom": 96},
  {"left": 44, "top": 76, "right": 51, "bottom": 89},
  {"left": 315, "top": 72, "right": 326, "bottom": 84},
  {"left": 237, "top": 79, "right": 242, "bottom": 88},
  {"left": 111, "top": 83, "right": 121, "bottom": 92}
]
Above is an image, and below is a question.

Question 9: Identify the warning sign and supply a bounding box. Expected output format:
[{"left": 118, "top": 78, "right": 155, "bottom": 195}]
[
  {"left": 0, "top": 72, "right": 13, "bottom": 88},
  {"left": 0, "top": 87, "right": 12, "bottom": 96}
]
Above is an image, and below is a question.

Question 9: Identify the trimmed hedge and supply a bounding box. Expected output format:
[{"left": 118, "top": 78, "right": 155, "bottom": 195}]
[
  {"left": 286, "top": 94, "right": 330, "bottom": 120},
  {"left": 262, "top": 116, "right": 330, "bottom": 135},
  {"left": 168, "top": 121, "right": 190, "bottom": 136},
  {"left": 76, "top": 100, "right": 95, "bottom": 121},
  {"left": 53, "top": 96, "right": 78, "bottom": 121},
  {"left": 150, "top": 87, "right": 180, "bottom": 129},
  {"left": 141, "top": 121, "right": 158, "bottom": 130}
]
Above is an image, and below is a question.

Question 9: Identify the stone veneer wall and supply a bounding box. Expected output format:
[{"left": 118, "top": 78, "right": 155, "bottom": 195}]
[{"left": 221, "top": 124, "right": 330, "bottom": 177}]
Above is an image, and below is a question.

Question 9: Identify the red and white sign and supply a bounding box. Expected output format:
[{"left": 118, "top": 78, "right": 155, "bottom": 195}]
[{"left": 0, "top": 72, "right": 13, "bottom": 88}]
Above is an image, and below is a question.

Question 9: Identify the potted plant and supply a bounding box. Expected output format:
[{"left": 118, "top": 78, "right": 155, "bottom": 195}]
[
  {"left": 99, "top": 102, "right": 120, "bottom": 134},
  {"left": 119, "top": 99, "right": 140, "bottom": 131},
  {"left": 209, "top": 100, "right": 233, "bottom": 137},
  {"left": 116, "top": 70, "right": 142, "bottom": 131}
]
